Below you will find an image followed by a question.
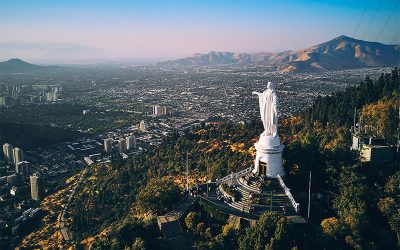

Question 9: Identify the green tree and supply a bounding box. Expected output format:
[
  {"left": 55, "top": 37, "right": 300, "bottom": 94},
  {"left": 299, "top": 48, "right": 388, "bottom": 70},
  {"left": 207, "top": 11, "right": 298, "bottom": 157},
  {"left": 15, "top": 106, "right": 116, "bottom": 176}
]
[
  {"left": 131, "top": 238, "right": 145, "bottom": 250},
  {"left": 269, "top": 217, "right": 296, "bottom": 250},
  {"left": 185, "top": 212, "right": 201, "bottom": 231},
  {"left": 136, "top": 177, "right": 181, "bottom": 213},
  {"left": 333, "top": 165, "right": 369, "bottom": 248},
  {"left": 321, "top": 217, "right": 341, "bottom": 237},
  {"left": 238, "top": 212, "right": 279, "bottom": 250},
  {"left": 378, "top": 171, "right": 400, "bottom": 246}
]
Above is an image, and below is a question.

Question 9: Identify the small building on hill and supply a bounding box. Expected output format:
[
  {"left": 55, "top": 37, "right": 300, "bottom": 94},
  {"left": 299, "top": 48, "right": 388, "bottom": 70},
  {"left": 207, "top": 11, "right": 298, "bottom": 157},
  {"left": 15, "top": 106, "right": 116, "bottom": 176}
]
[{"left": 351, "top": 128, "right": 396, "bottom": 165}]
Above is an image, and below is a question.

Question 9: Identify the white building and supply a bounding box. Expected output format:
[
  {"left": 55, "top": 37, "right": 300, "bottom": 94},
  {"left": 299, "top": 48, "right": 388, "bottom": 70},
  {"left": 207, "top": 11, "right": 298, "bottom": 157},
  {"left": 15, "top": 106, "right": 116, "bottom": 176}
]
[
  {"left": 139, "top": 120, "right": 147, "bottom": 131},
  {"left": 30, "top": 174, "right": 42, "bottom": 201},
  {"left": 45, "top": 89, "right": 58, "bottom": 102},
  {"left": 118, "top": 138, "right": 126, "bottom": 153},
  {"left": 126, "top": 134, "right": 137, "bottom": 151},
  {"left": 13, "top": 147, "right": 24, "bottom": 165},
  {"left": 10, "top": 186, "right": 18, "bottom": 196},
  {"left": 3, "top": 143, "right": 14, "bottom": 163},
  {"left": 84, "top": 156, "right": 94, "bottom": 165},
  {"left": 46, "top": 92, "right": 53, "bottom": 102},
  {"left": 104, "top": 138, "right": 113, "bottom": 153},
  {"left": 152, "top": 105, "right": 168, "bottom": 116}
]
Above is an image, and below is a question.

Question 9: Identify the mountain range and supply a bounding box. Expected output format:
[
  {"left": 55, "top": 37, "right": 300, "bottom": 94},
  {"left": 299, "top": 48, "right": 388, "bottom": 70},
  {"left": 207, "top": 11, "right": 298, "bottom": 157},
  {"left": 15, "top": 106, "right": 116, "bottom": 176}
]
[
  {"left": 0, "top": 41, "right": 108, "bottom": 65},
  {"left": 2, "top": 36, "right": 399, "bottom": 73},
  {"left": 158, "top": 35, "right": 400, "bottom": 72}
]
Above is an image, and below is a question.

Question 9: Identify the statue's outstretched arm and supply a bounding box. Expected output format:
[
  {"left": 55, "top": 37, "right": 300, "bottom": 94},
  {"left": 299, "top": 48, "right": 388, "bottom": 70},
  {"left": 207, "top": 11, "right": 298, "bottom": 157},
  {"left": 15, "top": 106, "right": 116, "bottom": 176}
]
[{"left": 252, "top": 91, "right": 261, "bottom": 96}]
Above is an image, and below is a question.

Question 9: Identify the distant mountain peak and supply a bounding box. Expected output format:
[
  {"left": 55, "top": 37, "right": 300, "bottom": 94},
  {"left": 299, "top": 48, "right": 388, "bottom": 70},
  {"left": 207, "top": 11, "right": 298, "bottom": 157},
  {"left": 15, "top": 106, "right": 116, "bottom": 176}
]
[
  {"left": 4, "top": 58, "right": 33, "bottom": 64},
  {"left": 8, "top": 58, "right": 25, "bottom": 62},
  {"left": 0, "top": 58, "right": 54, "bottom": 73},
  {"left": 158, "top": 36, "right": 400, "bottom": 72},
  {"left": 335, "top": 35, "right": 355, "bottom": 41}
]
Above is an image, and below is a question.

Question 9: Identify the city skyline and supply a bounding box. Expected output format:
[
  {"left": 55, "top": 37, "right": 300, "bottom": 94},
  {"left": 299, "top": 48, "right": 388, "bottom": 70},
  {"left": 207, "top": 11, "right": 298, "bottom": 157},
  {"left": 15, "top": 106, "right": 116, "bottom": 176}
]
[{"left": 1, "top": 0, "right": 399, "bottom": 63}]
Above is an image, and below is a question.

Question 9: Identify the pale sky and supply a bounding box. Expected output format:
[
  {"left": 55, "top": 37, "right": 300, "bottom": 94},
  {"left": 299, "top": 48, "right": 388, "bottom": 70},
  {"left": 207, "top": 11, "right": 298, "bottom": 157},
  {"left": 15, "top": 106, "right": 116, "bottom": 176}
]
[{"left": 0, "top": 0, "right": 399, "bottom": 63}]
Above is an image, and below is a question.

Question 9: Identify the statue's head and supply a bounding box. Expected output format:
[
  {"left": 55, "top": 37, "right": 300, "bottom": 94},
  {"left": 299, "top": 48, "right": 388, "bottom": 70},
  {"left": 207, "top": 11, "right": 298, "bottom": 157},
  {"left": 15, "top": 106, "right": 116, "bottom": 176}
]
[{"left": 267, "top": 81, "right": 275, "bottom": 90}]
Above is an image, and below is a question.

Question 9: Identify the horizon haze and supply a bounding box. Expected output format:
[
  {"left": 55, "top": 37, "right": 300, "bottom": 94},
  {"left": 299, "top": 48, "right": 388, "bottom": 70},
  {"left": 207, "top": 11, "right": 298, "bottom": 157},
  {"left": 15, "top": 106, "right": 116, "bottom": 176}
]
[{"left": 1, "top": 0, "right": 399, "bottom": 64}]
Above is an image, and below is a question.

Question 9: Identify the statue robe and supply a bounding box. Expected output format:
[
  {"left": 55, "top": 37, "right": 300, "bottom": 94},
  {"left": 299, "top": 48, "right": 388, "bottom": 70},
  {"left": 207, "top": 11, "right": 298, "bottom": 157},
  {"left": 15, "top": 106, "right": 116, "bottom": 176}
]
[{"left": 258, "top": 89, "right": 278, "bottom": 137}]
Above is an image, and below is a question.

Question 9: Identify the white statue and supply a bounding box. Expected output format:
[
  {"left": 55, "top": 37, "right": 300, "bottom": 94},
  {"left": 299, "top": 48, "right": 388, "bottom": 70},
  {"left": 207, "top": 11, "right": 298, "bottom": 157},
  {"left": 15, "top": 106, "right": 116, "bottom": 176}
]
[{"left": 252, "top": 82, "right": 278, "bottom": 137}]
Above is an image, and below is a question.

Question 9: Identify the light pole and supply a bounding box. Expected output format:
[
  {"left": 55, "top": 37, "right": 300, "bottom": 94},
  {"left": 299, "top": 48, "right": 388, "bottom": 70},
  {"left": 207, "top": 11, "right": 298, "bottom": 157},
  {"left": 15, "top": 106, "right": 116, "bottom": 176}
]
[
  {"left": 308, "top": 170, "right": 312, "bottom": 220},
  {"left": 186, "top": 151, "right": 189, "bottom": 192},
  {"left": 397, "top": 105, "right": 399, "bottom": 164},
  {"left": 206, "top": 164, "right": 209, "bottom": 198}
]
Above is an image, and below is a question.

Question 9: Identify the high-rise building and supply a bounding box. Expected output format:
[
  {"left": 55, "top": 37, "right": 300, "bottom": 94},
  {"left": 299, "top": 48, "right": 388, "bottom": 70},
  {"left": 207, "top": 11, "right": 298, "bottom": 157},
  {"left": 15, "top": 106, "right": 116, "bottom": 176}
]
[
  {"left": 126, "top": 134, "right": 137, "bottom": 151},
  {"left": 13, "top": 147, "right": 24, "bottom": 165},
  {"left": 163, "top": 106, "right": 168, "bottom": 115},
  {"left": 45, "top": 88, "right": 59, "bottom": 102},
  {"left": 104, "top": 138, "right": 113, "bottom": 153},
  {"left": 139, "top": 120, "right": 146, "bottom": 131},
  {"left": 3, "top": 143, "right": 14, "bottom": 163},
  {"left": 152, "top": 105, "right": 168, "bottom": 116},
  {"left": 4, "top": 96, "right": 13, "bottom": 107},
  {"left": 16, "top": 161, "right": 30, "bottom": 175},
  {"left": 153, "top": 105, "right": 161, "bottom": 115},
  {"left": 53, "top": 86, "right": 62, "bottom": 93},
  {"left": 46, "top": 92, "right": 53, "bottom": 102},
  {"left": 30, "top": 174, "right": 42, "bottom": 201},
  {"left": 7, "top": 174, "right": 22, "bottom": 187},
  {"left": 0, "top": 96, "right": 12, "bottom": 107},
  {"left": 11, "top": 86, "right": 19, "bottom": 99},
  {"left": 118, "top": 138, "right": 125, "bottom": 153}
]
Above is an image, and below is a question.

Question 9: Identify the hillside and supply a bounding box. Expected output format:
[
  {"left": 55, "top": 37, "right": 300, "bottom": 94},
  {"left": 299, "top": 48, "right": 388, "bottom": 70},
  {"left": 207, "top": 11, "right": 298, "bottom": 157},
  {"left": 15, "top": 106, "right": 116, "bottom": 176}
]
[
  {"left": 303, "top": 67, "right": 399, "bottom": 139},
  {"left": 0, "top": 58, "right": 55, "bottom": 73},
  {"left": 158, "top": 35, "right": 400, "bottom": 72},
  {"left": 18, "top": 68, "right": 400, "bottom": 249},
  {"left": 277, "top": 35, "right": 400, "bottom": 72}
]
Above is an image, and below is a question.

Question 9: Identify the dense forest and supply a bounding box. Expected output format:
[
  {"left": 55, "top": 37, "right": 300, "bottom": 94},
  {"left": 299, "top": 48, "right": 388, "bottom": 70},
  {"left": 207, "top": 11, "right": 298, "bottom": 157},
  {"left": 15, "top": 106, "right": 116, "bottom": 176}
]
[
  {"left": 303, "top": 67, "right": 399, "bottom": 142},
  {"left": 21, "top": 68, "right": 399, "bottom": 249},
  {"left": 0, "top": 121, "right": 83, "bottom": 150}
]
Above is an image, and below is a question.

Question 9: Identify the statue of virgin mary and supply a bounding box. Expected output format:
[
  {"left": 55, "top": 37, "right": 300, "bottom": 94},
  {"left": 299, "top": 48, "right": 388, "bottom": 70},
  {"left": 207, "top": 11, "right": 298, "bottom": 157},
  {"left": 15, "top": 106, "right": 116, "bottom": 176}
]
[{"left": 252, "top": 82, "right": 278, "bottom": 137}]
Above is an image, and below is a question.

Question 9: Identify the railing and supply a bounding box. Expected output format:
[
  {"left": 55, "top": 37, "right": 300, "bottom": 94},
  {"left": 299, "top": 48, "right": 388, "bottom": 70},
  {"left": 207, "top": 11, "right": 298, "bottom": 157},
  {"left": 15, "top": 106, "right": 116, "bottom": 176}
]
[
  {"left": 237, "top": 167, "right": 252, "bottom": 176},
  {"left": 218, "top": 184, "right": 236, "bottom": 202},
  {"left": 277, "top": 174, "right": 300, "bottom": 213},
  {"left": 216, "top": 167, "right": 252, "bottom": 185}
]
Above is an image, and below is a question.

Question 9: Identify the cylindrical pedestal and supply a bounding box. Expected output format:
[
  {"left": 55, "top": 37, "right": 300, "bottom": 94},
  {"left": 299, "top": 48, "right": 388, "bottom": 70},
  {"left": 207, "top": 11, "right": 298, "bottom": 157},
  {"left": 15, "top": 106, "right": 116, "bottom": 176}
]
[{"left": 252, "top": 134, "right": 285, "bottom": 178}]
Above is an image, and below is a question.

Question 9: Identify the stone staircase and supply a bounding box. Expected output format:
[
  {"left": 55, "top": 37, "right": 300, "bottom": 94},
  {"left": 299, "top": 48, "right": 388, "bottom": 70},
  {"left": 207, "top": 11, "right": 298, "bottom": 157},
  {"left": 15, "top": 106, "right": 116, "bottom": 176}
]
[
  {"left": 221, "top": 174, "right": 294, "bottom": 216},
  {"left": 159, "top": 217, "right": 186, "bottom": 250},
  {"left": 226, "top": 185, "right": 251, "bottom": 212}
]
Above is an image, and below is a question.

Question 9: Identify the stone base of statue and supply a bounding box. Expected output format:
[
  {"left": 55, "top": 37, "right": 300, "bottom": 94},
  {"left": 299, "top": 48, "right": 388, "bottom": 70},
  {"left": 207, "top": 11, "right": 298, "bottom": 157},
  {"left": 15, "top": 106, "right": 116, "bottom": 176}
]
[{"left": 252, "top": 133, "right": 285, "bottom": 178}]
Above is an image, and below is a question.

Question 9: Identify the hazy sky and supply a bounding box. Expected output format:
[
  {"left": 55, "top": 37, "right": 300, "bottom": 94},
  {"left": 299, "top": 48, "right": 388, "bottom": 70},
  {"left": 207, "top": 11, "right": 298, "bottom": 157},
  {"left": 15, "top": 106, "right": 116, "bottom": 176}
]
[{"left": 1, "top": 0, "right": 399, "bottom": 62}]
